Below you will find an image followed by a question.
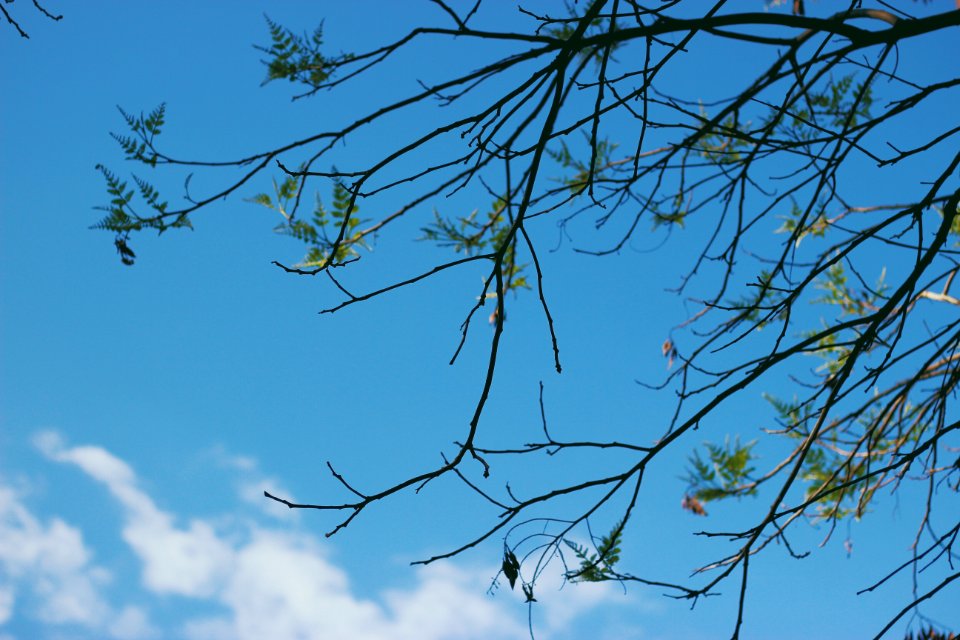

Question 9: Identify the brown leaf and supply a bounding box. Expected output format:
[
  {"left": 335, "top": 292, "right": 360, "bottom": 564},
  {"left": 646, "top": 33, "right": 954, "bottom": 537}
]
[
  {"left": 681, "top": 494, "right": 707, "bottom": 516},
  {"left": 662, "top": 339, "right": 677, "bottom": 369}
]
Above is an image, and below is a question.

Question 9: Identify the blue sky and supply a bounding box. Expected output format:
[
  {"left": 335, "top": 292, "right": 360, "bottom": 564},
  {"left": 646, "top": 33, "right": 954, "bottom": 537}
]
[{"left": 1, "top": 2, "right": 958, "bottom": 639}]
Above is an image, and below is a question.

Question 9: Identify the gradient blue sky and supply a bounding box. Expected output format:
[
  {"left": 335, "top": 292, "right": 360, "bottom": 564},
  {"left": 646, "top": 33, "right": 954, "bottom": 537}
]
[{"left": 1, "top": 2, "right": 958, "bottom": 639}]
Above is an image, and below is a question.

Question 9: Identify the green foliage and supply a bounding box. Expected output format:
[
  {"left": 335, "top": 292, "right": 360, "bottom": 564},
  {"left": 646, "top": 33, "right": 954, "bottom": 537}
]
[
  {"left": 645, "top": 169, "right": 703, "bottom": 229},
  {"left": 92, "top": 166, "right": 137, "bottom": 231},
  {"left": 768, "top": 393, "right": 870, "bottom": 521},
  {"left": 763, "top": 392, "right": 878, "bottom": 521},
  {"left": 110, "top": 103, "right": 165, "bottom": 166},
  {"left": 807, "top": 263, "right": 889, "bottom": 376},
  {"left": 247, "top": 173, "right": 300, "bottom": 221},
  {"left": 696, "top": 74, "right": 873, "bottom": 167},
  {"left": 248, "top": 176, "right": 366, "bottom": 265},
  {"left": 950, "top": 208, "right": 960, "bottom": 240},
  {"left": 545, "top": 3, "right": 615, "bottom": 65},
  {"left": 773, "top": 403, "right": 919, "bottom": 523},
  {"left": 651, "top": 205, "right": 688, "bottom": 229},
  {"left": 904, "top": 626, "right": 958, "bottom": 640},
  {"left": 784, "top": 74, "right": 874, "bottom": 136},
  {"left": 943, "top": 199, "right": 960, "bottom": 244},
  {"left": 684, "top": 437, "right": 758, "bottom": 503},
  {"left": 776, "top": 201, "right": 830, "bottom": 247},
  {"left": 258, "top": 15, "right": 351, "bottom": 89},
  {"left": 696, "top": 109, "right": 749, "bottom": 166},
  {"left": 808, "top": 330, "right": 851, "bottom": 377},
  {"left": 93, "top": 103, "right": 193, "bottom": 263},
  {"left": 563, "top": 519, "right": 624, "bottom": 582},
  {"left": 91, "top": 165, "right": 182, "bottom": 233},
  {"left": 92, "top": 162, "right": 187, "bottom": 265},
  {"left": 763, "top": 393, "right": 812, "bottom": 432},
  {"left": 89, "top": 10, "right": 960, "bottom": 622},
  {"left": 723, "top": 270, "right": 784, "bottom": 326},
  {"left": 421, "top": 206, "right": 496, "bottom": 255},
  {"left": 421, "top": 197, "right": 529, "bottom": 294},
  {"left": 813, "top": 262, "right": 887, "bottom": 318},
  {"left": 547, "top": 135, "right": 617, "bottom": 197},
  {"left": 797, "top": 446, "right": 865, "bottom": 521}
]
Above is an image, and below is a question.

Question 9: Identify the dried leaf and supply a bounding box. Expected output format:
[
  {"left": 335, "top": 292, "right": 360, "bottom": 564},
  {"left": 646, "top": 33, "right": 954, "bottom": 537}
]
[
  {"left": 661, "top": 338, "right": 672, "bottom": 357},
  {"left": 501, "top": 548, "right": 520, "bottom": 589},
  {"left": 681, "top": 494, "right": 707, "bottom": 516}
]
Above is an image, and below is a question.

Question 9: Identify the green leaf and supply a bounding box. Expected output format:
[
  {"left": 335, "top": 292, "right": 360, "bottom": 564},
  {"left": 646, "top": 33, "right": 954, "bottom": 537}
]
[
  {"left": 563, "top": 519, "right": 624, "bottom": 582},
  {"left": 257, "top": 16, "right": 348, "bottom": 89},
  {"left": 683, "top": 437, "right": 758, "bottom": 504}
]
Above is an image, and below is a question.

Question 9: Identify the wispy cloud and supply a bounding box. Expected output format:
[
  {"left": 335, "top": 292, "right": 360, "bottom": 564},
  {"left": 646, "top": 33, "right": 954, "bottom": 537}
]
[
  {"left": 209, "top": 445, "right": 300, "bottom": 521},
  {"left": 0, "top": 479, "right": 158, "bottom": 638},
  {"left": 31, "top": 433, "right": 534, "bottom": 639},
  {"left": 8, "top": 431, "right": 637, "bottom": 640},
  {"left": 36, "top": 431, "right": 233, "bottom": 599},
  {"left": 0, "top": 483, "right": 108, "bottom": 627}
]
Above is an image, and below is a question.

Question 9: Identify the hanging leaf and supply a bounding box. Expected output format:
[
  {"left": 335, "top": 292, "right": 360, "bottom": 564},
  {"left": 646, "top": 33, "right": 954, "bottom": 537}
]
[
  {"left": 501, "top": 548, "right": 520, "bottom": 590},
  {"left": 114, "top": 236, "right": 136, "bottom": 266},
  {"left": 681, "top": 494, "right": 707, "bottom": 516}
]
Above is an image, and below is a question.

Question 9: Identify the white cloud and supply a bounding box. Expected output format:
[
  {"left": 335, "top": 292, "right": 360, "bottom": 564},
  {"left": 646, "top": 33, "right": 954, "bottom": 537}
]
[
  {"left": 197, "top": 533, "right": 527, "bottom": 640},
  {"left": 236, "top": 475, "right": 297, "bottom": 520},
  {"left": 37, "top": 430, "right": 234, "bottom": 599},
  {"left": 29, "top": 432, "right": 627, "bottom": 640},
  {"left": 212, "top": 530, "right": 383, "bottom": 640},
  {"left": 212, "top": 447, "right": 299, "bottom": 521},
  {"left": 381, "top": 562, "right": 525, "bottom": 640},
  {"left": 109, "top": 605, "right": 158, "bottom": 640},
  {"left": 536, "top": 578, "right": 632, "bottom": 638},
  {"left": 46, "top": 434, "right": 525, "bottom": 639},
  {"left": 0, "top": 483, "right": 109, "bottom": 627},
  {"left": 0, "top": 585, "right": 13, "bottom": 625},
  {"left": 127, "top": 516, "right": 233, "bottom": 598}
]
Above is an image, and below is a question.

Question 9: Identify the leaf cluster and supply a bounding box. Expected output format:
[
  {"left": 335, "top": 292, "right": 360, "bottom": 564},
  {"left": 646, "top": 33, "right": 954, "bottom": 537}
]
[
  {"left": 544, "top": 2, "right": 618, "bottom": 66},
  {"left": 91, "top": 163, "right": 186, "bottom": 265},
  {"left": 249, "top": 175, "right": 366, "bottom": 265},
  {"left": 904, "top": 627, "right": 958, "bottom": 640},
  {"left": 89, "top": 6, "right": 960, "bottom": 631},
  {"left": 563, "top": 519, "right": 624, "bottom": 583},
  {"left": 776, "top": 201, "right": 831, "bottom": 247},
  {"left": 110, "top": 103, "right": 165, "bottom": 166},
  {"left": 92, "top": 103, "right": 192, "bottom": 263},
  {"left": 259, "top": 16, "right": 329, "bottom": 87},
  {"left": 683, "top": 437, "right": 758, "bottom": 504},
  {"left": 696, "top": 110, "right": 749, "bottom": 166},
  {"left": 813, "top": 262, "right": 887, "bottom": 318},
  {"left": 781, "top": 74, "right": 874, "bottom": 141},
  {"left": 723, "top": 270, "right": 786, "bottom": 326},
  {"left": 764, "top": 393, "right": 812, "bottom": 432},
  {"left": 257, "top": 15, "right": 354, "bottom": 91},
  {"left": 547, "top": 135, "right": 617, "bottom": 197},
  {"left": 421, "top": 198, "right": 529, "bottom": 294}
]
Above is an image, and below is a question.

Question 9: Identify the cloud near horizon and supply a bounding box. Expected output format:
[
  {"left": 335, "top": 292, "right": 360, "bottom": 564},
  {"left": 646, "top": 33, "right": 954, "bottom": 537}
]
[
  {"left": 0, "top": 481, "right": 156, "bottom": 640},
  {"left": 0, "top": 432, "right": 629, "bottom": 639}
]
